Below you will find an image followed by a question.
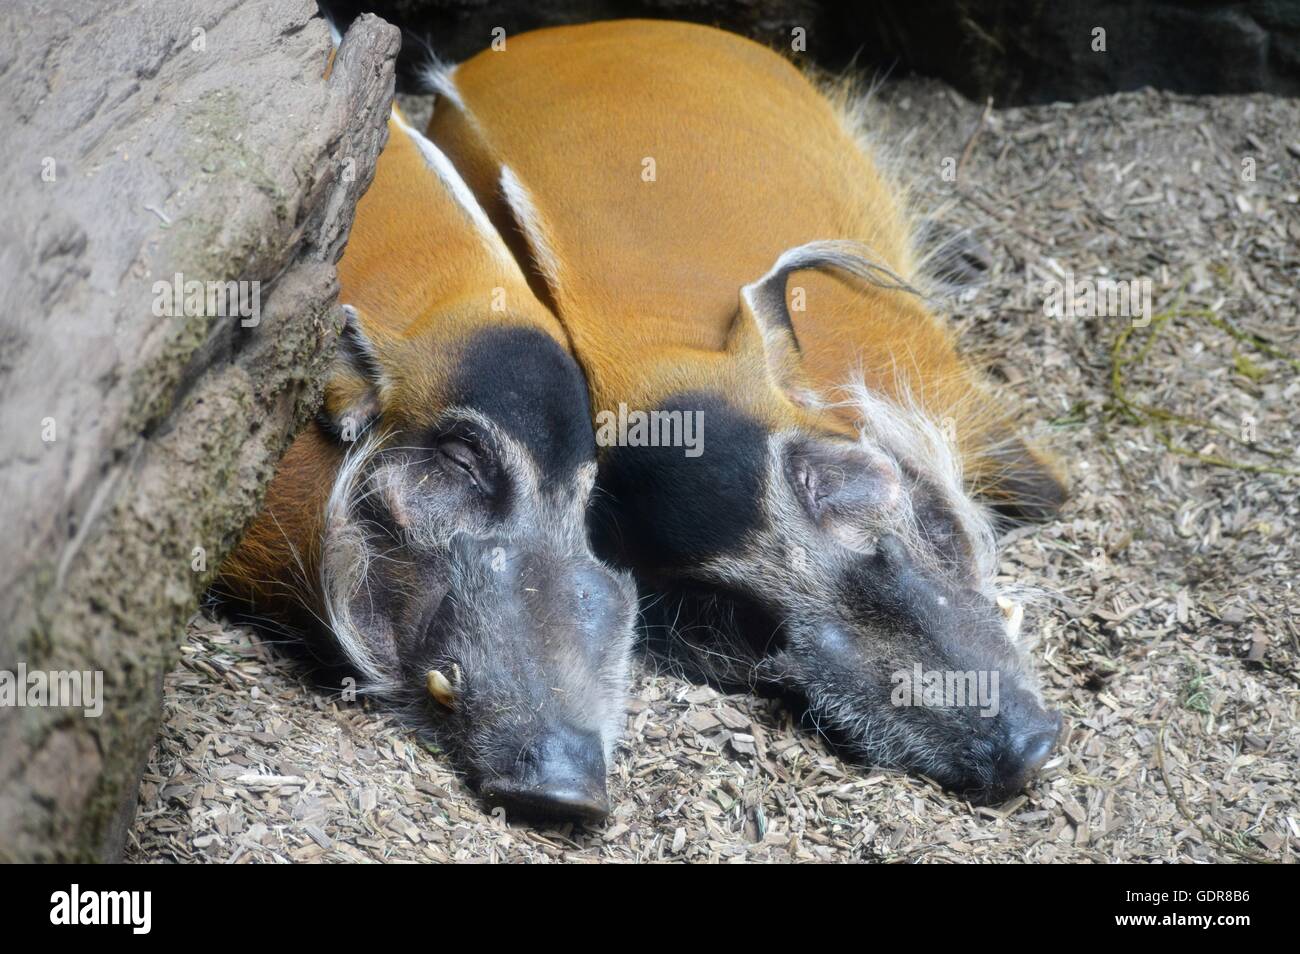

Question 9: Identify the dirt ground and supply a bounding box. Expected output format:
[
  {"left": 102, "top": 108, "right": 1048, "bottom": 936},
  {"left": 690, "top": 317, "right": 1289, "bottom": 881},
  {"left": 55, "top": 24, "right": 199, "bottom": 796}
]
[{"left": 128, "top": 78, "right": 1299, "bottom": 863}]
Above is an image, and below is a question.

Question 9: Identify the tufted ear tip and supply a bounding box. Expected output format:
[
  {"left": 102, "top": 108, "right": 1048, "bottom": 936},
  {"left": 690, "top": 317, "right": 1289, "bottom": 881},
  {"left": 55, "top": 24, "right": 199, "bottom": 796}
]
[
  {"left": 731, "top": 239, "right": 926, "bottom": 408},
  {"left": 320, "top": 304, "right": 385, "bottom": 443},
  {"left": 979, "top": 436, "right": 1068, "bottom": 526}
]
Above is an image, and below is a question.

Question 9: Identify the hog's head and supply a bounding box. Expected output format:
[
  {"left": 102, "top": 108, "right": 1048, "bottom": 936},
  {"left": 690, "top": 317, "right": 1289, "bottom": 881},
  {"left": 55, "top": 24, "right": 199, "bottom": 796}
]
[
  {"left": 321, "top": 311, "right": 637, "bottom": 821},
  {"left": 597, "top": 243, "right": 1065, "bottom": 804}
]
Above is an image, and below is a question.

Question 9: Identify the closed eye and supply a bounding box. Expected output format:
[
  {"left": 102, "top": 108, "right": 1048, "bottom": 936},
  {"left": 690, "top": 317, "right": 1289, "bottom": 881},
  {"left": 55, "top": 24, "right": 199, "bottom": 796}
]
[{"left": 437, "top": 435, "right": 491, "bottom": 495}]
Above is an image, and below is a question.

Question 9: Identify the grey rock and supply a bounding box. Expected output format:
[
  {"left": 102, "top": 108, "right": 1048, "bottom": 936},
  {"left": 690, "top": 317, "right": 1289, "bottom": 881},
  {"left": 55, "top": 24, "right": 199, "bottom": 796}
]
[{"left": 0, "top": 0, "right": 399, "bottom": 861}]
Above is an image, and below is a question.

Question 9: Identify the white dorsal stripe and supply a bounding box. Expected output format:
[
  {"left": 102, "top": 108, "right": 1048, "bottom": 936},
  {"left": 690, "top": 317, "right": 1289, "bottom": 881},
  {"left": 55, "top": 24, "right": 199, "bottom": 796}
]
[
  {"left": 388, "top": 108, "right": 515, "bottom": 269},
  {"left": 418, "top": 58, "right": 465, "bottom": 110},
  {"left": 499, "top": 165, "right": 562, "bottom": 292}
]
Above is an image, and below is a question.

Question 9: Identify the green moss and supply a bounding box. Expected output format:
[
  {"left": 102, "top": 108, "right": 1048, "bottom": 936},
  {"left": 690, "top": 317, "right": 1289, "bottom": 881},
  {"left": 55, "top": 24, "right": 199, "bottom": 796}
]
[
  {"left": 1182, "top": 671, "right": 1211, "bottom": 715},
  {"left": 1233, "top": 351, "right": 1267, "bottom": 382},
  {"left": 1107, "top": 285, "right": 1300, "bottom": 477}
]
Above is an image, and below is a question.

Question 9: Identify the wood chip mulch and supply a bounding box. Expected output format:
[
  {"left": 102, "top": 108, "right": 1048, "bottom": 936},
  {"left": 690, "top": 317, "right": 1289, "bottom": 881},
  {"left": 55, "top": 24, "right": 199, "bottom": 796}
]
[{"left": 128, "top": 80, "right": 1299, "bottom": 863}]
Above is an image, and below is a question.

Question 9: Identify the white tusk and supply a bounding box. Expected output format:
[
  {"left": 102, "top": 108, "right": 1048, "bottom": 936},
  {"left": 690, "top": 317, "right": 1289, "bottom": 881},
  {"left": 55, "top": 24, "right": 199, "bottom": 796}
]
[
  {"left": 426, "top": 669, "right": 457, "bottom": 708},
  {"left": 997, "top": 596, "right": 1024, "bottom": 640}
]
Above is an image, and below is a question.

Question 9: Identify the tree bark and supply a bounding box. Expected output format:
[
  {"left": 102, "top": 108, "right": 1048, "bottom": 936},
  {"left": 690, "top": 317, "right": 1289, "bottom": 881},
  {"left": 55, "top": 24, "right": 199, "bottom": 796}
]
[{"left": 0, "top": 0, "right": 399, "bottom": 862}]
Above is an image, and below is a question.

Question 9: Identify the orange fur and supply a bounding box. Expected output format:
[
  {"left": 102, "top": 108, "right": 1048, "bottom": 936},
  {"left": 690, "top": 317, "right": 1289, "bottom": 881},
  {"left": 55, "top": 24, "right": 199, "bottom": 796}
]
[
  {"left": 219, "top": 106, "right": 566, "bottom": 622},
  {"left": 428, "top": 20, "right": 1064, "bottom": 514}
]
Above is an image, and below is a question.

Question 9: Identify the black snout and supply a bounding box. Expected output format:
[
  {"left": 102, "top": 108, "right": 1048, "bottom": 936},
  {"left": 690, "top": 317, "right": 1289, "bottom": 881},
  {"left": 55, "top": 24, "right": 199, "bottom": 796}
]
[
  {"left": 480, "top": 726, "right": 609, "bottom": 823},
  {"left": 1014, "top": 722, "right": 1060, "bottom": 775},
  {"left": 988, "top": 709, "right": 1063, "bottom": 800}
]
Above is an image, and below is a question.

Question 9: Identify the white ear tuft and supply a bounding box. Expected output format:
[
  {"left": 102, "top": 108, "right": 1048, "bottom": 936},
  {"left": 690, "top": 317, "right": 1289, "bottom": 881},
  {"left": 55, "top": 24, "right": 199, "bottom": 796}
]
[
  {"left": 321, "top": 304, "right": 386, "bottom": 442},
  {"left": 741, "top": 239, "right": 925, "bottom": 342},
  {"left": 732, "top": 239, "right": 929, "bottom": 402}
]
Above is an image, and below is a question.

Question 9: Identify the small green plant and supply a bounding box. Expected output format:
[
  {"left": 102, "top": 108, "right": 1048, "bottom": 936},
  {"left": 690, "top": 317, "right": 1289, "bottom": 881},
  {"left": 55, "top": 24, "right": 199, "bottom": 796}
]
[
  {"left": 1182, "top": 671, "right": 1211, "bottom": 716},
  {"left": 1107, "top": 278, "right": 1300, "bottom": 477}
]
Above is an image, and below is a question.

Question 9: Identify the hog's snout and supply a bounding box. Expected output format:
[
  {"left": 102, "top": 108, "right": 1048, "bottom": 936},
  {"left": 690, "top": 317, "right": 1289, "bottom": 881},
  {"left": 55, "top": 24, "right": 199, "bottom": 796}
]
[
  {"left": 448, "top": 531, "right": 627, "bottom": 623},
  {"left": 481, "top": 726, "right": 609, "bottom": 823},
  {"left": 994, "top": 708, "right": 1063, "bottom": 791},
  {"left": 967, "top": 706, "right": 1063, "bottom": 804},
  {"left": 431, "top": 533, "right": 632, "bottom": 822},
  {"left": 448, "top": 530, "right": 513, "bottom": 575}
]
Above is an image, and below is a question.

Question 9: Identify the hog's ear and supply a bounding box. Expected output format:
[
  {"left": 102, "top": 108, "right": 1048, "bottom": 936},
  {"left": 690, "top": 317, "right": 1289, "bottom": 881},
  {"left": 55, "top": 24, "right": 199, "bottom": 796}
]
[
  {"left": 732, "top": 240, "right": 925, "bottom": 408},
  {"left": 320, "top": 305, "right": 386, "bottom": 442},
  {"left": 976, "top": 435, "right": 1068, "bottom": 526},
  {"left": 730, "top": 249, "right": 816, "bottom": 407}
]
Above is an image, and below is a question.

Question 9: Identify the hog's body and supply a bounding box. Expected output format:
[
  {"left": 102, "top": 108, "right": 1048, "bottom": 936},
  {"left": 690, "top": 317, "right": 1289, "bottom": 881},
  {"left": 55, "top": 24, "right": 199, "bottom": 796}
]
[
  {"left": 219, "top": 106, "right": 636, "bottom": 822},
  {"left": 428, "top": 20, "right": 1066, "bottom": 803}
]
